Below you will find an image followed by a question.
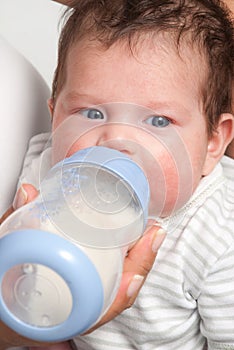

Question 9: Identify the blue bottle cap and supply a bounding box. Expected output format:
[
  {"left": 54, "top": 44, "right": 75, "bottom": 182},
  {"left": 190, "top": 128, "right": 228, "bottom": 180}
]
[{"left": 0, "top": 229, "right": 103, "bottom": 342}]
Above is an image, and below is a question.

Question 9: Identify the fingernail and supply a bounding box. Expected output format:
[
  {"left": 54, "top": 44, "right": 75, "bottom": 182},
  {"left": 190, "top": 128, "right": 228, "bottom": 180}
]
[
  {"left": 127, "top": 274, "right": 144, "bottom": 298},
  {"left": 13, "top": 185, "right": 28, "bottom": 209},
  {"left": 147, "top": 217, "right": 161, "bottom": 227},
  {"left": 152, "top": 228, "right": 166, "bottom": 253}
]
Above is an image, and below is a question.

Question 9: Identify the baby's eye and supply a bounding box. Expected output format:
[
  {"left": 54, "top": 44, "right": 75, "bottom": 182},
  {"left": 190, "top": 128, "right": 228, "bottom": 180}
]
[
  {"left": 80, "top": 108, "right": 104, "bottom": 120},
  {"left": 145, "top": 115, "right": 171, "bottom": 128}
]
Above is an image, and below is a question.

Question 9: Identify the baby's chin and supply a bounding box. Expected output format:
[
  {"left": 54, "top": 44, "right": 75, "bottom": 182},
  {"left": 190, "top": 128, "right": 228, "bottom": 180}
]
[{"left": 148, "top": 194, "right": 191, "bottom": 219}]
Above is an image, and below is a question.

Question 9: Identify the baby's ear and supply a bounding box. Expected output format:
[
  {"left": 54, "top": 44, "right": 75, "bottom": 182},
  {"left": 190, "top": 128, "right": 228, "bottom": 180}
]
[
  {"left": 202, "top": 113, "right": 234, "bottom": 176},
  {"left": 47, "top": 98, "right": 54, "bottom": 119}
]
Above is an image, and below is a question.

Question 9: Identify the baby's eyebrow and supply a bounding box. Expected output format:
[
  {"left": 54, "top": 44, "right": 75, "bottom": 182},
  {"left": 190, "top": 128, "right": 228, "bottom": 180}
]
[
  {"left": 63, "top": 91, "right": 104, "bottom": 106},
  {"left": 63, "top": 91, "right": 194, "bottom": 119},
  {"left": 144, "top": 101, "right": 192, "bottom": 117},
  {"left": 64, "top": 91, "right": 90, "bottom": 101}
]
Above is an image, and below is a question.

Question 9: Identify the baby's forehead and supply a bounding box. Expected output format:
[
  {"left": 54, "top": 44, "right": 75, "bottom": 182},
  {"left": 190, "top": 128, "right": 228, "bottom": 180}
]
[
  {"left": 68, "top": 31, "right": 207, "bottom": 78},
  {"left": 58, "top": 30, "right": 207, "bottom": 109},
  {"left": 65, "top": 33, "right": 206, "bottom": 97}
]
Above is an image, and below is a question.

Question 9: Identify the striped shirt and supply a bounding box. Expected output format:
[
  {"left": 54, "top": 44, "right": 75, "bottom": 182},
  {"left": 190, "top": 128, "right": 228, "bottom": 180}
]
[
  {"left": 74, "top": 157, "right": 234, "bottom": 350},
  {"left": 20, "top": 133, "right": 234, "bottom": 350}
]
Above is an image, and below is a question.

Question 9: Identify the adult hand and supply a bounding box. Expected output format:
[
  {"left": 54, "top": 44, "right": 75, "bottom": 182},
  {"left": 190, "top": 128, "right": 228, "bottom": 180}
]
[
  {"left": 0, "top": 184, "right": 38, "bottom": 225},
  {"left": 12, "top": 185, "right": 165, "bottom": 330},
  {"left": 0, "top": 321, "right": 70, "bottom": 350},
  {"left": 0, "top": 184, "right": 166, "bottom": 347}
]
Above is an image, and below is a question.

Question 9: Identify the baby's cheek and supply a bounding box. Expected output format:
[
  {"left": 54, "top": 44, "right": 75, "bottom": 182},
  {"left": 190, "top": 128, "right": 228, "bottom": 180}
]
[
  {"left": 147, "top": 149, "right": 193, "bottom": 217},
  {"left": 51, "top": 116, "right": 100, "bottom": 164}
]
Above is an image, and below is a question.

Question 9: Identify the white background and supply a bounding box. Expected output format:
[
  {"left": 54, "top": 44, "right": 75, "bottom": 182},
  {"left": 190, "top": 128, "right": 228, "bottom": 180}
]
[
  {"left": 0, "top": 0, "right": 66, "bottom": 215},
  {"left": 0, "top": 0, "right": 65, "bottom": 86}
]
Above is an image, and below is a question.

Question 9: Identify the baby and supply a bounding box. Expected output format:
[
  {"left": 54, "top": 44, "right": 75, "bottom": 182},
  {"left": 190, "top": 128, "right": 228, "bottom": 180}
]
[{"left": 1, "top": 0, "right": 234, "bottom": 349}]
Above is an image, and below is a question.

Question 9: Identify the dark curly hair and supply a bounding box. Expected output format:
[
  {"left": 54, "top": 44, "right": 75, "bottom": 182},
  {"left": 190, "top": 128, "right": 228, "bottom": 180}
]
[{"left": 52, "top": 0, "right": 234, "bottom": 135}]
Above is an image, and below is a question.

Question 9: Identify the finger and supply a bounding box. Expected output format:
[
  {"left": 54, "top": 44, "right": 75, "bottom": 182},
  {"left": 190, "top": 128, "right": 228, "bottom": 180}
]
[
  {"left": 0, "top": 206, "right": 14, "bottom": 224},
  {"left": 0, "top": 184, "right": 38, "bottom": 224},
  {"left": 0, "top": 320, "right": 57, "bottom": 349},
  {"left": 13, "top": 183, "right": 39, "bottom": 209},
  {"left": 125, "top": 222, "right": 166, "bottom": 276},
  {"left": 111, "top": 223, "right": 166, "bottom": 310}
]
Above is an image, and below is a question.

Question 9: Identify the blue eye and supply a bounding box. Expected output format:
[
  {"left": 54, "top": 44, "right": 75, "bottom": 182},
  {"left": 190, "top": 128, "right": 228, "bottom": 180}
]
[
  {"left": 145, "top": 115, "right": 170, "bottom": 128},
  {"left": 80, "top": 108, "right": 104, "bottom": 120}
]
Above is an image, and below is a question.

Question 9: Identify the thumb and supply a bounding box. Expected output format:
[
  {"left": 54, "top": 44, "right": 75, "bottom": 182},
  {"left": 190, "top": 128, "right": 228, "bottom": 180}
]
[
  {"left": 13, "top": 184, "right": 39, "bottom": 210},
  {"left": 0, "top": 184, "right": 39, "bottom": 224}
]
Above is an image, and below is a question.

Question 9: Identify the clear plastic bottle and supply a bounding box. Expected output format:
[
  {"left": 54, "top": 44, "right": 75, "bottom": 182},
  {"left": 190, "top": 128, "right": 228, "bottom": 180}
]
[{"left": 0, "top": 146, "right": 149, "bottom": 342}]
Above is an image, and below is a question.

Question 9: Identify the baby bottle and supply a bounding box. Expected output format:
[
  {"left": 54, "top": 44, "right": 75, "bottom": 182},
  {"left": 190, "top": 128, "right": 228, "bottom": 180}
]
[{"left": 0, "top": 146, "right": 149, "bottom": 342}]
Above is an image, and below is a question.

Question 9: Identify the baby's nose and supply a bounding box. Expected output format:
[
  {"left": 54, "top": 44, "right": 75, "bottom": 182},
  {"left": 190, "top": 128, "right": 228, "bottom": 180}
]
[{"left": 96, "top": 123, "right": 137, "bottom": 156}]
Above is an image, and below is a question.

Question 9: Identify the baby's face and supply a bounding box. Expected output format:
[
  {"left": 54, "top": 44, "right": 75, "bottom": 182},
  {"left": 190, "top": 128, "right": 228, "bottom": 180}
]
[
  {"left": 224, "top": 0, "right": 234, "bottom": 14},
  {"left": 51, "top": 36, "right": 212, "bottom": 217}
]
